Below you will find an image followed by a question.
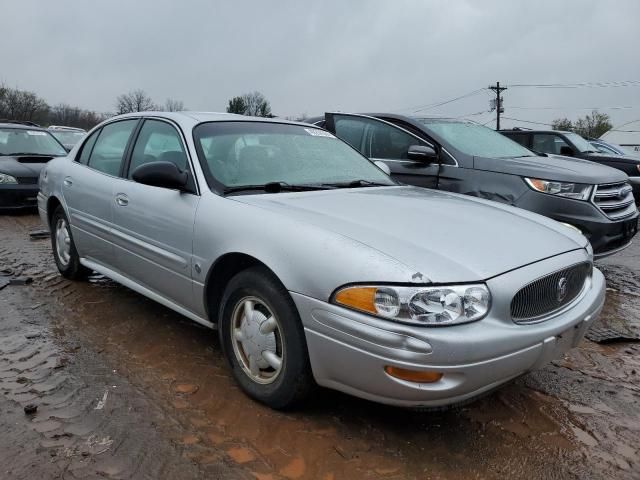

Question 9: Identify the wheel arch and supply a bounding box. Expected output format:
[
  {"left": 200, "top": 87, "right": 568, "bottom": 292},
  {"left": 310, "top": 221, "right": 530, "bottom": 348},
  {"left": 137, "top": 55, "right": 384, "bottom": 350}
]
[
  {"left": 46, "top": 195, "right": 64, "bottom": 228},
  {"left": 203, "top": 252, "right": 285, "bottom": 324}
]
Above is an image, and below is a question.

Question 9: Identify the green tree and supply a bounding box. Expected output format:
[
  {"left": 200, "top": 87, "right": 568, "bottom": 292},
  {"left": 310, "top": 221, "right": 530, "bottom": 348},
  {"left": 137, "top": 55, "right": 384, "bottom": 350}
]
[
  {"left": 574, "top": 110, "right": 612, "bottom": 138},
  {"left": 226, "top": 96, "right": 246, "bottom": 114},
  {"left": 551, "top": 111, "right": 612, "bottom": 138},
  {"left": 551, "top": 117, "right": 573, "bottom": 131}
]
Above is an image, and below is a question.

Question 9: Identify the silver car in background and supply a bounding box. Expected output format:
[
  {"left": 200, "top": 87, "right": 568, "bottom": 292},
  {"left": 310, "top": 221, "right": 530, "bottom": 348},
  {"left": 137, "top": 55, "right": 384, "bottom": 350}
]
[{"left": 38, "top": 112, "right": 605, "bottom": 409}]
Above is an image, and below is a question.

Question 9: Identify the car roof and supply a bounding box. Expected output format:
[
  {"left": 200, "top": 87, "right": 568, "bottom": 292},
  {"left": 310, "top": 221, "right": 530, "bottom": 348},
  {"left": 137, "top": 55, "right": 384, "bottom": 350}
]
[
  {"left": 110, "top": 111, "right": 314, "bottom": 129},
  {"left": 501, "top": 129, "right": 573, "bottom": 134},
  {"left": 48, "top": 125, "right": 86, "bottom": 132},
  {"left": 0, "top": 122, "right": 47, "bottom": 131}
]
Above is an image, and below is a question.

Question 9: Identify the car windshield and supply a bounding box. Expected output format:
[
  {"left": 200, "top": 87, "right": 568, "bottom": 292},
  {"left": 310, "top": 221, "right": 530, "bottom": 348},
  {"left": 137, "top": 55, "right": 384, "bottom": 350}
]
[
  {"left": 566, "top": 132, "right": 598, "bottom": 153},
  {"left": 0, "top": 127, "right": 67, "bottom": 156},
  {"left": 50, "top": 130, "right": 85, "bottom": 146},
  {"left": 193, "top": 122, "right": 396, "bottom": 192},
  {"left": 415, "top": 119, "right": 534, "bottom": 158}
]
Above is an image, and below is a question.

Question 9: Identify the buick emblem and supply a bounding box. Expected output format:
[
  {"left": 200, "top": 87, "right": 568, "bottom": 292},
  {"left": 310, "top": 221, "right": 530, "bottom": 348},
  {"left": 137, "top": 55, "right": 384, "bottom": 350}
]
[{"left": 557, "top": 277, "right": 568, "bottom": 303}]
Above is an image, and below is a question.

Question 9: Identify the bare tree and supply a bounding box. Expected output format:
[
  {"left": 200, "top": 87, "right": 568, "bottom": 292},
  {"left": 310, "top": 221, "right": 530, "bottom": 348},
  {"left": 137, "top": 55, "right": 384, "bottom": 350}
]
[
  {"left": 226, "top": 92, "right": 272, "bottom": 117},
  {"left": 242, "top": 91, "right": 272, "bottom": 117},
  {"left": 164, "top": 98, "right": 185, "bottom": 112},
  {"left": 0, "top": 87, "right": 49, "bottom": 124},
  {"left": 115, "top": 89, "right": 157, "bottom": 114}
]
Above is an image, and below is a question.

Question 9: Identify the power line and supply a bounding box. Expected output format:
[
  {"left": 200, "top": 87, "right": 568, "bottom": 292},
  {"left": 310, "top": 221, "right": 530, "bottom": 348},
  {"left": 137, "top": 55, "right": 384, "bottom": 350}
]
[
  {"left": 508, "top": 80, "right": 640, "bottom": 89},
  {"left": 509, "top": 105, "right": 638, "bottom": 111},
  {"left": 394, "top": 88, "right": 487, "bottom": 113},
  {"left": 501, "top": 116, "right": 553, "bottom": 127}
]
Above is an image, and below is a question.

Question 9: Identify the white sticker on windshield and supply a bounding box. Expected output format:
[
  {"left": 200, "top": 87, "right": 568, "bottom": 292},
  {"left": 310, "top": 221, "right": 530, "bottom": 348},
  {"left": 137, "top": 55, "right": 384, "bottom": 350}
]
[
  {"left": 26, "top": 130, "right": 47, "bottom": 136},
  {"left": 305, "top": 128, "right": 335, "bottom": 138}
]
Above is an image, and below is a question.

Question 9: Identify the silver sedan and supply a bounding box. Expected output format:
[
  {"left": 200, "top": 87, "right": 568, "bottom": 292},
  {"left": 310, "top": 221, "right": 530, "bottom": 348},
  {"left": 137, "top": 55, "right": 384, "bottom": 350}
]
[{"left": 38, "top": 112, "right": 605, "bottom": 409}]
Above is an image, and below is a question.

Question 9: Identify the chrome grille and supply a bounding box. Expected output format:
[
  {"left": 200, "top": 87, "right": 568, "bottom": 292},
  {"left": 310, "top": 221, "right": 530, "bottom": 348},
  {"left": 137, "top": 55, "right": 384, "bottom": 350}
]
[
  {"left": 593, "top": 181, "right": 636, "bottom": 220},
  {"left": 511, "top": 262, "right": 592, "bottom": 323}
]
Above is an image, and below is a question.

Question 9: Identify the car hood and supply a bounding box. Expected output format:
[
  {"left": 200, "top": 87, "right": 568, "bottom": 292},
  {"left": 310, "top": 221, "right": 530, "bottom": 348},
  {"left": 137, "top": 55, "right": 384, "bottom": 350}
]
[
  {"left": 588, "top": 152, "right": 640, "bottom": 165},
  {"left": 232, "top": 186, "right": 586, "bottom": 283},
  {"left": 0, "top": 156, "right": 52, "bottom": 177},
  {"left": 473, "top": 154, "right": 627, "bottom": 184}
]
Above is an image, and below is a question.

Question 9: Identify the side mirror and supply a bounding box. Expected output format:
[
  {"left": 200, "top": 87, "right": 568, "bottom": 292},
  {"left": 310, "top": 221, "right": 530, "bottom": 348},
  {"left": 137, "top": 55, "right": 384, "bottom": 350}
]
[
  {"left": 373, "top": 160, "right": 391, "bottom": 175},
  {"left": 559, "top": 146, "right": 574, "bottom": 157},
  {"left": 132, "top": 161, "right": 189, "bottom": 190},
  {"left": 407, "top": 145, "right": 438, "bottom": 162}
]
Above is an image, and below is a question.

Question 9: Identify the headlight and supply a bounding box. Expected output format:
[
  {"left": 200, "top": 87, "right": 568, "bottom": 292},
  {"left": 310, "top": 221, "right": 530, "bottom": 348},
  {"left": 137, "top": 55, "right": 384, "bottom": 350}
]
[
  {"left": 524, "top": 178, "right": 592, "bottom": 200},
  {"left": 0, "top": 173, "right": 18, "bottom": 184},
  {"left": 332, "top": 284, "right": 491, "bottom": 326}
]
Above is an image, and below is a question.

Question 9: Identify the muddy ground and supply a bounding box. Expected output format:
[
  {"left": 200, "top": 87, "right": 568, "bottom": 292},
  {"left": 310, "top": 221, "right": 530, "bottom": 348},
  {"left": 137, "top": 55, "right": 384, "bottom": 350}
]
[{"left": 0, "top": 213, "right": 638, "bottom": 480}]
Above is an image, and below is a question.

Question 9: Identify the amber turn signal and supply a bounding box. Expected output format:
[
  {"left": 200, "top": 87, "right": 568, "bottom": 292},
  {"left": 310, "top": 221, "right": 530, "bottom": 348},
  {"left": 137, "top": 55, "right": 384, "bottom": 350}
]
[
  {"left": 334, "top": 286, "right": 378, "bottom": 314},
  {"left": 384, "top": 366, "right": 443, "bottom": 383}
]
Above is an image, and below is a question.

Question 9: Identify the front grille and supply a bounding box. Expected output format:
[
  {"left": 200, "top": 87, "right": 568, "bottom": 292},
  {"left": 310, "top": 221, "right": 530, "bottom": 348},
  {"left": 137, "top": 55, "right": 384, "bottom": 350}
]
[
  {"left": 16, "top": 177, "right": 38, "bottom": 185},
  {"left": 593, "top": 182, "right": 636, "bottom": 220},
  {"left": 511, "top": 262, "right": 592, "bottom": 323}
]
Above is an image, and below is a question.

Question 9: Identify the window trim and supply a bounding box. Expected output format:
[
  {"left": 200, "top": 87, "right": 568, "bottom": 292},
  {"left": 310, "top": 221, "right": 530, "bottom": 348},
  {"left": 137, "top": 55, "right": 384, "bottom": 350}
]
[
  {"left": 74, "top": 118, "right": 141, "bottom": 178},
  {"left": 75, "top": 127, "right": 101, "bottom": 165},
  {"left": 325, "top": 113, "right": 459, "bottom": 167},
  {"left": 121, "top": 116, "right": 200, "bottom": 195}
]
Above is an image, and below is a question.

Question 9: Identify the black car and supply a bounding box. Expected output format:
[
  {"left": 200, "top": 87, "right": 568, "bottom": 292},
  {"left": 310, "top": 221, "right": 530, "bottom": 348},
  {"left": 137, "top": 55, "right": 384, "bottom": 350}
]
[
  {"left": 0, "top": 121, "right": 68, "bottom": 210},
  {"left": 308, "top": 113, "right": 638, "bottom": 258},
  {"left": 501, "top": 128, "right": 640, "bottom": 203}
]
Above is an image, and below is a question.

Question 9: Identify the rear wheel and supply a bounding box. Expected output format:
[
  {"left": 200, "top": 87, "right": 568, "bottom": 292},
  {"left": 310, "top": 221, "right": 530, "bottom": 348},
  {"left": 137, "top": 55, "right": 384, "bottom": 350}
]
[
  {"left": 50, "top": 206, "right": 90, "bottom": 280},
  {"left": 219, "top": 266, "right": 314, "bottom": 409}
]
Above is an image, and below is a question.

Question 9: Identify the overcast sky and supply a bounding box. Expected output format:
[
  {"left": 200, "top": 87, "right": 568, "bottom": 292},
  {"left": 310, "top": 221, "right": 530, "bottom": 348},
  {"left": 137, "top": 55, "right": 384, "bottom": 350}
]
[{"left": 2, "top": 0, "right": 640, "bottom": 128}]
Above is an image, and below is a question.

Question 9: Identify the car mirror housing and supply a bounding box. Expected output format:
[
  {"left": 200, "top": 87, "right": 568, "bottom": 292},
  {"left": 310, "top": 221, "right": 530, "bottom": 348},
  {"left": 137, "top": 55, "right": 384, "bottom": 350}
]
[
  {"left": 560, "top": 146, "right": 574, "bottom": 157},
  {"left": 407, "top": 145, "right": 438, "bottom": 163},
  {"left": 132, "top": 161, "right": 189, "bottom": 191}
]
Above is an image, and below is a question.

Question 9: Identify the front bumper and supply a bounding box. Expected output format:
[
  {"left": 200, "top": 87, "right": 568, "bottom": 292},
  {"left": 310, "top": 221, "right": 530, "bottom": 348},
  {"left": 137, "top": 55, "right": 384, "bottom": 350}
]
[
  {"left": 0, "top": 184, "right": 39, "bottom": 210},
  {"left": 514, "top": 189, "right": 638, "bottom": 257},
  {"left": 293, "top": 250, "right": 605, "bottom": 407}
]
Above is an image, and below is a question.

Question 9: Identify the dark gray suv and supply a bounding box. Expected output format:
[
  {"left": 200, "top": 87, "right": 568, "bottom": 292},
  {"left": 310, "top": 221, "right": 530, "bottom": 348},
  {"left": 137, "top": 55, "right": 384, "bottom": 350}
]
[{"left": 309, "top": 113, "right": 638, "bottom": 258}]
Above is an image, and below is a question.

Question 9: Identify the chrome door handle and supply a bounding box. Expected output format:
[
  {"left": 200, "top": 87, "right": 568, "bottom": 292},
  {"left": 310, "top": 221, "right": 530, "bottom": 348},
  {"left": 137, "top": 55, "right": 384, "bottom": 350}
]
[
  {"left": 63, "top": 177, "right": 73, "bottom": 187},
  {"left": 115, "top": 194, "right": 129, "bottom": 206}
]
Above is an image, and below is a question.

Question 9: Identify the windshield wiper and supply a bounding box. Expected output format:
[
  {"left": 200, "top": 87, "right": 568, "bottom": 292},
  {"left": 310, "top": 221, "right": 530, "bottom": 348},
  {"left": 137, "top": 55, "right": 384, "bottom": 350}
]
[
  {"left": 224, "top": 181, "right": 332, "bottom": 195},
  {"left": 322, "top": 179, "right": 394, "bottom": 188}
]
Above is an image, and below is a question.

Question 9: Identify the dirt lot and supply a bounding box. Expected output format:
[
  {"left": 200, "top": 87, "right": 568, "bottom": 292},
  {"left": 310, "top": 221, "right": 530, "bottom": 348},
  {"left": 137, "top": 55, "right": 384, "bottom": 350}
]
[{"left": 0, "top": 213, "right": 638, "bottom": 480}]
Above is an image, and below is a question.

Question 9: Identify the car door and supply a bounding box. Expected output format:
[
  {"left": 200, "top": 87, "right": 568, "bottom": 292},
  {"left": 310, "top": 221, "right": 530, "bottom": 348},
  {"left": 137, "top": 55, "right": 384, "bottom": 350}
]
[
  {"left": 62, "top": 119, "right": 139, "bottom": 269},
  {"left": 325, "top": 113, "right": 440, "bottom": 188},
  {"left": 110, "top": 118, "right": 200, "bottom": 310}
]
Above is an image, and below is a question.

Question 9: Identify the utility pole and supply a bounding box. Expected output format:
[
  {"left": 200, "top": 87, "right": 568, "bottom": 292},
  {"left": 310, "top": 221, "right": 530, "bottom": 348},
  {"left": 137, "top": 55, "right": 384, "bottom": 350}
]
[{"left": 488, "top": 82, "right": 507, "bottom": 130}]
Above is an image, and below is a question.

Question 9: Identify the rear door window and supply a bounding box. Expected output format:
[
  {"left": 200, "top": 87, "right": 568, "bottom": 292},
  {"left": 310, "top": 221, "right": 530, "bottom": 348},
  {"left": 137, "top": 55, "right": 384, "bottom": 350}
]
[{"left": 87, "top": 120, "right": 138, "bottom": 176}]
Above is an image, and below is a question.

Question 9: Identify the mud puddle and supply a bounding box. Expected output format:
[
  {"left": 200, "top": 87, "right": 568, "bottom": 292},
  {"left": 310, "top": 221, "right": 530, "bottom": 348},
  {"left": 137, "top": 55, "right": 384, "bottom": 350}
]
[{"left": 1, "top": 213, "right": 639, "bottom": 479}]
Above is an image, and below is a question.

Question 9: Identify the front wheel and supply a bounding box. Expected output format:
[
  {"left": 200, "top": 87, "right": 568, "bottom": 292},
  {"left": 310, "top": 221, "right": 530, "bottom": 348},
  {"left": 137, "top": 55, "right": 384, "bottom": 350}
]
[
  {"left": 50, "top": 206, "right": 90, "bottom": 280},
  {"left": 219, "top": 266, "right": 314, "bottom": 409}
]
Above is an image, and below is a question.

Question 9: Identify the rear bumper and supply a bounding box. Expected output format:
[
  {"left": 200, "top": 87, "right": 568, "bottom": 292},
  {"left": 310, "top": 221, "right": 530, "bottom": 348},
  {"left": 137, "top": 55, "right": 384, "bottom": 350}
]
[
  {"left": 294, "top": 250, "right": 605, "bottom": 407},
  {"left": 0, "top": 184, "right": 39, "bottom": 210}
]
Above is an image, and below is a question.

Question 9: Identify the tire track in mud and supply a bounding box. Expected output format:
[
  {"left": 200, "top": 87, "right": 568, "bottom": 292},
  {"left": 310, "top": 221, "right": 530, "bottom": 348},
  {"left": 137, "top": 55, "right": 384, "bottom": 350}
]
[
  {"left": 0, "top": 215, "right": 247, "bottom": 480},
  {"left": 1, "top": 213, "right": 639, "bottom": 479}
]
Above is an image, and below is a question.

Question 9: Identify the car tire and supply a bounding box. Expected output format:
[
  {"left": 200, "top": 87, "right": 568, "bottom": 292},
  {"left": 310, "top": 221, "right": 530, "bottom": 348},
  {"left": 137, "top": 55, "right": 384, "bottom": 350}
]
[
  {"left": 219, "top": 266, "right": 314, "bottom": 409},
  {"left": 50, "top": 206, "right": 90, "bottom": 280}
]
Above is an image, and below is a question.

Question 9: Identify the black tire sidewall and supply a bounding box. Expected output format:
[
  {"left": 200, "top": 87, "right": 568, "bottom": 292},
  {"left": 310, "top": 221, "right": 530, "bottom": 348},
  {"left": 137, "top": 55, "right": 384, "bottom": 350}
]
[
  {"left": 219, "top": 267, "right": 313, "bottom": 409},
  {"left": 50, "top": 206, "right": 87, "bottom": 279}
]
